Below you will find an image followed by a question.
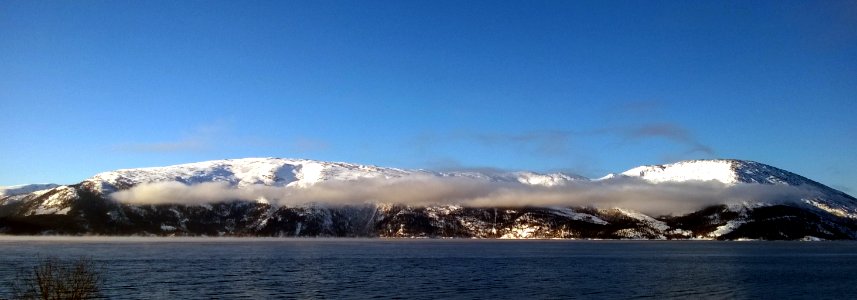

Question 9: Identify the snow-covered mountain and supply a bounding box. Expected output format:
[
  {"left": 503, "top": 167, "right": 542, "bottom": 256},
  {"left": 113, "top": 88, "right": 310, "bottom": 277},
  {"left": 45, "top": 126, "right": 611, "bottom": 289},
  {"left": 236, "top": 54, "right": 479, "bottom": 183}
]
[
  {"left": 0, "top": 184, "right": 60, "bottom": 197},
  {"left": 83, "top": 158, "right": 415, "bottom": 193},
  {"left": 621, "top": 159, "right": 822, "bottom": 185},
  {"left": 615, "top": 159, "right": 857, "bottom": 218},
  {"left": 81, "top": 157, "right": 585, "bottom": 196},
  {"left": 1, "top": 158, "right": 855, "bottom": 240}
]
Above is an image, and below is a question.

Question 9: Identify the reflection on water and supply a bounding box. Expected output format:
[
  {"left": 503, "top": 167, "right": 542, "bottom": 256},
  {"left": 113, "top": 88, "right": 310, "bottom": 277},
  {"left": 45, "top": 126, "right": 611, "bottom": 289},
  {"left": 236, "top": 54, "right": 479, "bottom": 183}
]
[{"left": 1, "top": 237, "right": 856, "bottom": 299}]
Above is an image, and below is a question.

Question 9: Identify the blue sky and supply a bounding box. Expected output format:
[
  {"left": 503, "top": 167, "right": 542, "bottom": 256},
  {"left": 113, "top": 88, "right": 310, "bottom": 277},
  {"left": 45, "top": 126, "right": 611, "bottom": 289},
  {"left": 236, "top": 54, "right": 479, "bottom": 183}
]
[{"left": 1, "top": 1, "right": 855, "bottom": 193}]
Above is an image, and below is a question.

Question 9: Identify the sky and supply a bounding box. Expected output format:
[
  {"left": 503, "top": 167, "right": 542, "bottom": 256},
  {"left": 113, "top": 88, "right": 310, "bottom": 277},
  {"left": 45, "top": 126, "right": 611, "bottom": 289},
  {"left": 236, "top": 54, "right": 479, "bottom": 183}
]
[{"left": 1, "top": 1, "right": 855, "bottom": 194}]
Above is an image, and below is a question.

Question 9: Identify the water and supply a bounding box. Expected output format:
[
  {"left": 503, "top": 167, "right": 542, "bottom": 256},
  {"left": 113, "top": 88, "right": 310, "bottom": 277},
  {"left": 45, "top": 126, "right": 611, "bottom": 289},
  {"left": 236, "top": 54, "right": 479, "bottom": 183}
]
[{"left": 1, "top": 237, "right": 856, "bottom": 299}]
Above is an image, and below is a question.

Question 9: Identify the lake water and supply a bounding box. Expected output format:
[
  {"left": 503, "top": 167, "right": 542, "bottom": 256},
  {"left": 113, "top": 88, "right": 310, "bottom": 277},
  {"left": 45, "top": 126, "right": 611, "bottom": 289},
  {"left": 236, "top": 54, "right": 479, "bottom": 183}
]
[{"left": 1, "top": 237, "right": 856, "bottom": 299}]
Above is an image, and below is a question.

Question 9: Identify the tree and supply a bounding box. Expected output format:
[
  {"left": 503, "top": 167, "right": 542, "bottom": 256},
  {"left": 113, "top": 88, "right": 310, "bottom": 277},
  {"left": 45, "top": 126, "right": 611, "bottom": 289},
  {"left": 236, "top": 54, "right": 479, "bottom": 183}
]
[{"left": 10, "top": 257, "right": 102, "bottom": 300}]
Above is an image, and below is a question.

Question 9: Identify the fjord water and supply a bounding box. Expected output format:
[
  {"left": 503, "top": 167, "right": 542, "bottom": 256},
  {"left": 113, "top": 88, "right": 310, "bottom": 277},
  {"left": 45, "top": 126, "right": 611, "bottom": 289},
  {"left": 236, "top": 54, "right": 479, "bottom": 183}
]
[{"left": 1, "top": 238, "right": 856, "bottom": 299}]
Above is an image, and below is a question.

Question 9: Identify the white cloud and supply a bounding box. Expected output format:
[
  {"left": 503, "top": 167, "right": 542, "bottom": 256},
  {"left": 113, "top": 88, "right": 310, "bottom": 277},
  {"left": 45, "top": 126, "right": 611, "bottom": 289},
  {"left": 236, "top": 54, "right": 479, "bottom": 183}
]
[{"left": 110, "top": 175, "right": 813, "bottom": 216}]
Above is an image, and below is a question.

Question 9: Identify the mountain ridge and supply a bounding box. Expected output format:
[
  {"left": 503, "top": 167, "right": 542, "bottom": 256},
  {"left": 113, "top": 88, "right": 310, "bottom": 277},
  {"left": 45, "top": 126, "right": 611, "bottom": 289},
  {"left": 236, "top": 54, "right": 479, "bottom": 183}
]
[
  {"left": 2, "top": 158, "right": 855, "bottom": 240},
  {"left": 82, "top": 157, "right": 589, "bottom": 193}
]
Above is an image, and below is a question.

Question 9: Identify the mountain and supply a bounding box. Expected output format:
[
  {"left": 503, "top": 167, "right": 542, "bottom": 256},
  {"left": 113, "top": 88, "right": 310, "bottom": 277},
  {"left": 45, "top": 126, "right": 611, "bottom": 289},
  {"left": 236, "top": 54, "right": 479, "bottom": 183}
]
[
  {"left": 1, "top": 158, "right": 855, "bottom": 240},
  {"left": 617, "top": 159, "right": 857, "bottom": 218},
  {"left": 0, "top": 184, "right": 60, "bottom": 197},
  {"left": 82, "top": 158, "right": 584, "bottom": 193}
]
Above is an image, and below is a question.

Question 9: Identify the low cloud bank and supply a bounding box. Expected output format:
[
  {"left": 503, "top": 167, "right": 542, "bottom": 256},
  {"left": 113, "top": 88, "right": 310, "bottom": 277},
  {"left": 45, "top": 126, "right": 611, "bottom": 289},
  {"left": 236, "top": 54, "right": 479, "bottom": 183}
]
[{"left": 109, "top": 176, "right": 814, "bottom": 216}]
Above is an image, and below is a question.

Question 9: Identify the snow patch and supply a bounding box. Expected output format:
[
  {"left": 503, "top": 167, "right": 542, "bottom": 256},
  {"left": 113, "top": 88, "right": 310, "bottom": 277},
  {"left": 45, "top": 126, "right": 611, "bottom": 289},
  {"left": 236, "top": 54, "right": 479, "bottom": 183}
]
[
  {"left": 708, "top": 219, "right": 746, "bottom": 238},
  {"left": 549, "top": 207, "right": 608, "bottom": 225},
  {"left": 30, "top": 186, "right": 76, "bottom": 215},
  {"left": 614, "top": 208, "right": 669, "bottom": 231},
  {"left": 621, "top": 160, "right": 739, "bottom": 184},
  {"left": 500, "top": 223, "right": 540, "bottom": 239},
  {"left": 804, "top": 199, "right": 854, "bottom": 218}
]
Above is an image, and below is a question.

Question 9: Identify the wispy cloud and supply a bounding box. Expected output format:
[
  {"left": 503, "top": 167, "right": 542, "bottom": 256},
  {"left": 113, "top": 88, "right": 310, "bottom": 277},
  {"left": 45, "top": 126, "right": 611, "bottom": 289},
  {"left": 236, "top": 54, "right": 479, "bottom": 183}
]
[
  {"left": 411, "top": 130, "right": 575, "bottom": 159},
  {"left": 290, "top": 137, "right": 330, "bottom": 153},
  {"left": 413, "top": 122, "right": 714, "bottom": 167},
  {"left": 111, "top": 123, "right": 228, "bottom": 153},
  {"left": 111, "top": 121, "right": 332, "bottom": 156},
  {"left": 606, "top": 100, "right": 716, "bottom": 156},
  {"left": 619, "top": 123, "right": 714, "bottom": 155},
  {"left": 463, "top": 131, "right": 572, "bottom": 156},
  {"left": 110, "top": 176, "right": 813, "bottom": 216},
  {"left": 113, "top": 139, "right": 207, "bottom": 153},
  {"left": 421, "top": 158, "right": 513, "bottom": 175}
]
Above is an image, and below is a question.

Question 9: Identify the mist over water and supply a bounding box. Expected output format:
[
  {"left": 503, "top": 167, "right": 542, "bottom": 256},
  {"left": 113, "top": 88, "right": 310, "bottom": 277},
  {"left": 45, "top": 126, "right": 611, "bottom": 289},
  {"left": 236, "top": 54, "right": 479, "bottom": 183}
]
[{"left": 110, "top": 176, "right": 815, "bottom": 215}]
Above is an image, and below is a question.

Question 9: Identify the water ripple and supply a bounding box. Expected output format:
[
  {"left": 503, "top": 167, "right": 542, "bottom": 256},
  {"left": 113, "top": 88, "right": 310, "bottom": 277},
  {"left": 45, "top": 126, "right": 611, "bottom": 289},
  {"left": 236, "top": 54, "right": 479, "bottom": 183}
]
[{"left": 0, "top": 239, "right": 856, "bottom": 299}]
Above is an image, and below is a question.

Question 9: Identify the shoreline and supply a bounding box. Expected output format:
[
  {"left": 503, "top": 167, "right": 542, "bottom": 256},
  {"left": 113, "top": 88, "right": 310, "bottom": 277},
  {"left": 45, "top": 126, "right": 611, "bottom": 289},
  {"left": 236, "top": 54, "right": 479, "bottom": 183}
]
[{"left": 0, "top": 235, "right": 834, "bottom": 242}]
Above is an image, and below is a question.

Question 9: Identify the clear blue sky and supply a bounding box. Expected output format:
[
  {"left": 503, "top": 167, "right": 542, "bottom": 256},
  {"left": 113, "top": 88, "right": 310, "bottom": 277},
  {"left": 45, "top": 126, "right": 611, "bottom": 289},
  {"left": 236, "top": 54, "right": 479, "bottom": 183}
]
[{"left": 1, "top": 1, "right": 855, "bottom": 193}]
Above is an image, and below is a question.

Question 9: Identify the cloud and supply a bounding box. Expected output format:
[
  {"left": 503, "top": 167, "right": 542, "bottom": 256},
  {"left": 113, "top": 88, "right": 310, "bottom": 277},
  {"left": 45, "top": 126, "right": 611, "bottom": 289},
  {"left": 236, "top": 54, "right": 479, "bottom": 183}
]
[
  {"left": 110, "top": 121, "right": 331, "bottom": 155},
  {"left": 608, "top": 101, "right": 715, "bottom": 156},
  {"left": 111, "top": 123, "right": 229, "bottom": 153},
  {"left": 110, "top": 176, "right": 813, "bottom": 216},
  {"left": 619, "top": 123, "right": 714, "bottom": 155},
  {"left": 113, "top": 139, "right": 207, "bottom": 153},
  {"left": 290, "top": 137, "right": 330, "bottom": 153},
  {"left": 414, "top": 122, "right": 713, "bottom": 165},
  {"left": 409, "top": 118, "right": 716, "bottom": 166},
  {"left": 464, "top": 131, "right": 572, "bottom": 156}
]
